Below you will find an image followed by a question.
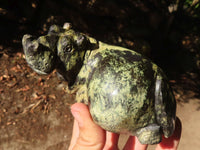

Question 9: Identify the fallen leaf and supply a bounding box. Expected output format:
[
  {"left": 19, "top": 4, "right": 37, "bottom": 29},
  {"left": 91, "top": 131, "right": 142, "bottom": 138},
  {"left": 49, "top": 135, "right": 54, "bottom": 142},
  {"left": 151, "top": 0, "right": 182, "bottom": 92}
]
[
  {"left": 6, "top": 81, "right": 17, "bottom": 88},
  {"left": 49, "top": 94, "right": 56, "bottom": 99},
  {"left": 10, "top": 65, "right": 22, "bottom": 73},
  {"left": 16, "top": 85, "right": 30, "bottom": 92},
  {"left": 6, "top": 122, "right": 12, "bottom": 125}
]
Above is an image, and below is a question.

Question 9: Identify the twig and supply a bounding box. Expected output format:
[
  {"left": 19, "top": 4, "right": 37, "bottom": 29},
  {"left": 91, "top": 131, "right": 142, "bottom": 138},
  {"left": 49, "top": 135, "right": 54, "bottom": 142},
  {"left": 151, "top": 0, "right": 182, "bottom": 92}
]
[{"left": 22, "top": 99, "right": 43, "bottom": 114}]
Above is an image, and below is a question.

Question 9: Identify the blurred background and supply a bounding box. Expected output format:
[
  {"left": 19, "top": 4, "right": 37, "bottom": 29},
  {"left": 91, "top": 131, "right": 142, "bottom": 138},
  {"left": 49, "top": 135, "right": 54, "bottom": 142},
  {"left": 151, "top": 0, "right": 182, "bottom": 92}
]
[{"left": 0, "top": 0, "right": 200, "bottom": 149}]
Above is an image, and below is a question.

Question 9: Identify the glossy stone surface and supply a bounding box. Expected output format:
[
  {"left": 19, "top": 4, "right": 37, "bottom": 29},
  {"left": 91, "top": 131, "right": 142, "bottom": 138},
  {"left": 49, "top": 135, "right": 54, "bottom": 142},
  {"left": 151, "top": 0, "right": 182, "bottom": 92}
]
[{"left": 22, "top": 24, "right": 176, "bottom": 144}]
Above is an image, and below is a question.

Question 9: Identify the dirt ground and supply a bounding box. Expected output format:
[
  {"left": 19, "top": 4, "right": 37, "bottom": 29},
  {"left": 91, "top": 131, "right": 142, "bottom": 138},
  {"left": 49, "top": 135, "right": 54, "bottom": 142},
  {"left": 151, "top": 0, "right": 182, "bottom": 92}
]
[
  {"left": 0, "top": 51, "right": 75, "bottom": 150},
  {"left": 0, "top": 43, "right": 200, "bottom": 150}
]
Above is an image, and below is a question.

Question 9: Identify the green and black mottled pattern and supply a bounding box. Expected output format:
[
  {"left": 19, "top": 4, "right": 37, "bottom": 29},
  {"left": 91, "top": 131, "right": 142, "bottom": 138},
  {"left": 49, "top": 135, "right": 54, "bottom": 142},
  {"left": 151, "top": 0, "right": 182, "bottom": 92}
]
[
  {"left": 22, "top": 34, "right": 58, "bottom": 74},
  {"left": 76, "top": 47, "right": 176, "bottom": 144},
  {"left": 88, "top": 50, "right": 156, "bottom": 128},
  {"left": 22, "top": 25, "right": 176, "bottom": 145}
]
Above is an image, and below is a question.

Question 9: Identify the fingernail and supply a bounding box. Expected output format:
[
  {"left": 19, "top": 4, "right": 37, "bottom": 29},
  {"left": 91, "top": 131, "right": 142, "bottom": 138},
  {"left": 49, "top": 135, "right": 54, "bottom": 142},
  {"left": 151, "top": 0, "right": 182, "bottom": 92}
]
[{"left": 71, "top": 109, "right": 83, "bottom": 127}]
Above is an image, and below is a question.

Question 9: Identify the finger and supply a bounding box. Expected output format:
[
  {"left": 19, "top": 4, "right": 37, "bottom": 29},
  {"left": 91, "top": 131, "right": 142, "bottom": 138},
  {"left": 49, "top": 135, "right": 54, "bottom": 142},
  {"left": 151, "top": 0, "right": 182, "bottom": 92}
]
[
  {"left": 123, "top": 136, "right": 148, "bottom": 150},
  {"left": 70, "top": 103, "right": 106, "bottom": 150},
  {"left": 68, "top": 120, "right": 79, "bottom": 150},
  {"left": 156, "top": 117, "right": 182, "bottom": 150},
  {"left": 103, "top": 131, "right": 120, "bottom": 150}
]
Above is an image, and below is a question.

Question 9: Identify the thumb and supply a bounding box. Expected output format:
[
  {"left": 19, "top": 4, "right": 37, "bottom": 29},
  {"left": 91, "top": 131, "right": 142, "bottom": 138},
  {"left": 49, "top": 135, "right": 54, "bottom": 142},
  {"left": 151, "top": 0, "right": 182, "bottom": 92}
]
[{"left": 71, "top": 103, "right": 106, "bottom": 150}]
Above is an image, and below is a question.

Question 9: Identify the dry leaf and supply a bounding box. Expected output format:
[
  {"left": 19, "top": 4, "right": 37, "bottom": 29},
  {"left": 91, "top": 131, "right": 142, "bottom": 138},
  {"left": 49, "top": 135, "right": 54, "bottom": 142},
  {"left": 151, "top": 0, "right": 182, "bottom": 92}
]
[
  {"left": 49, "top": 94, "right": 56, "bottom": 99},
  {"left": 16, "top": 85, "right": 30, "bottom": 92}
]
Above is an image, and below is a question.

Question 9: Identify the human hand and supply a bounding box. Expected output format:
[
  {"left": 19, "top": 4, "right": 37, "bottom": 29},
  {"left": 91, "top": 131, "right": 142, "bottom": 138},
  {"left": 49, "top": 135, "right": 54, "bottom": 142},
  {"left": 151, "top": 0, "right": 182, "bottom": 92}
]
[{"left": 68, "top": 103, "right": 181, "bottom": 150}]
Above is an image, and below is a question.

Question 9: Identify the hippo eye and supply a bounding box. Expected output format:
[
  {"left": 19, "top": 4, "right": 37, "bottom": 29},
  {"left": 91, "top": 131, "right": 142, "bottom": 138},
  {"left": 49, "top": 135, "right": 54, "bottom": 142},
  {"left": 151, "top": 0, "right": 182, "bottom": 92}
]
[{"left": 63, "top": 45, "right": 72, "bottom": 53}]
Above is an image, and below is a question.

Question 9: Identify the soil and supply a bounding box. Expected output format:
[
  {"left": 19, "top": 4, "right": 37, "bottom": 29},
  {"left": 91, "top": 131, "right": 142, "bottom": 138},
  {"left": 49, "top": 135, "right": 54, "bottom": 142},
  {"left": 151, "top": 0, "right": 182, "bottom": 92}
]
[{"left": 0, "top": 51, "right": 75, "bottom": 150}]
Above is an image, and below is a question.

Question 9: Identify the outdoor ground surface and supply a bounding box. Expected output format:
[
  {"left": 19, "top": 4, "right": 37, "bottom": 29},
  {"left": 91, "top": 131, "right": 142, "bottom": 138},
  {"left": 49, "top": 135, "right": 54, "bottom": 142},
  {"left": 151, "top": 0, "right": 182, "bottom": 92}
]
[{"left": 0, "top": 42, "right": 200, "bottom": 150}]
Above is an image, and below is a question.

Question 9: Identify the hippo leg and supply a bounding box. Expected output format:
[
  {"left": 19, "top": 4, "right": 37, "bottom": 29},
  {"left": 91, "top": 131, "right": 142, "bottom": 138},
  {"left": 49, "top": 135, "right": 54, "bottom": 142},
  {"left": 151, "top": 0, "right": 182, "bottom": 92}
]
[{"left": 135, "top": 124, "right": 162, "bottom": 144}]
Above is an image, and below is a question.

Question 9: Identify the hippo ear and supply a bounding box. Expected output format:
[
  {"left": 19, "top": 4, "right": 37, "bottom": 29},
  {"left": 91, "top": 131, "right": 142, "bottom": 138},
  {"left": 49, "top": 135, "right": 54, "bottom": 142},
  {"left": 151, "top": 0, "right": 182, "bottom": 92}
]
[
  {"left": 63, "top": 22, "right": 72, "bottom": 30},
  {"left": 76, "top": 34, "right": 86, "bottom": 45},
  {"left": 75, "top": 34, "right": 89, "bottom": 51}
]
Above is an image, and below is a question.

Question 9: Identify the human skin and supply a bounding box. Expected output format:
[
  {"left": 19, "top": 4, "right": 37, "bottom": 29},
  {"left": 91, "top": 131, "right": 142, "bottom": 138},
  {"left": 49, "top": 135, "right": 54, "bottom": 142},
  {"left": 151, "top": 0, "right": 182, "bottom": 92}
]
[{"left": 68, "top": 103, "right": 181, "bottom": 150}]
